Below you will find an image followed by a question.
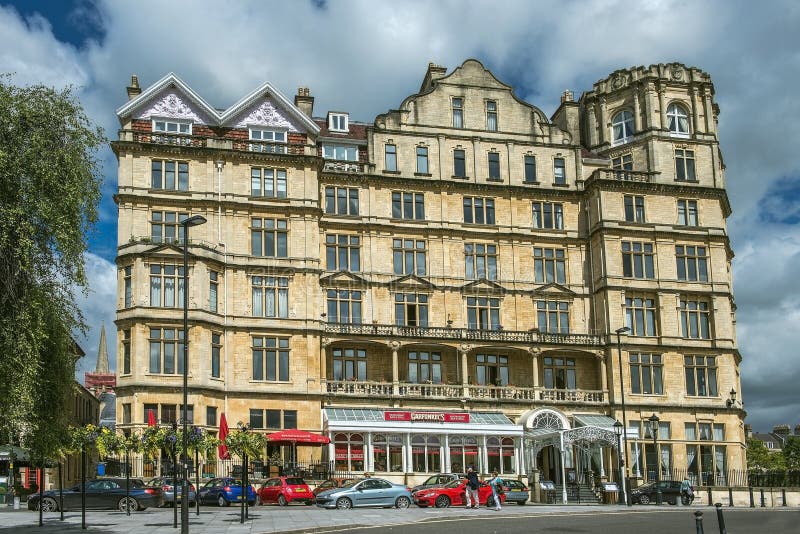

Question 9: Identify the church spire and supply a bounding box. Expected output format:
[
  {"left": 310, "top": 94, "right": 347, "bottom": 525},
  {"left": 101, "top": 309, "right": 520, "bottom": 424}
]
[{"left": 95, "top": 323, "right": 109, "bottom": 374}]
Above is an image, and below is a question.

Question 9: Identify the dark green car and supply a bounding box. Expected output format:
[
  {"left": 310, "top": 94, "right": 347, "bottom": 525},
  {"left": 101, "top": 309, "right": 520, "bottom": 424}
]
[{"left": 27, "top": 478, "right": 162, "bottom": 511}]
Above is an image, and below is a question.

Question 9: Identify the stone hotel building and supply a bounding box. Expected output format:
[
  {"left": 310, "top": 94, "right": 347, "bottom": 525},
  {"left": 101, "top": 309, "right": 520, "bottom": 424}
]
[{"left": 113, "top": 59, "right": 745, "bottom": 499}]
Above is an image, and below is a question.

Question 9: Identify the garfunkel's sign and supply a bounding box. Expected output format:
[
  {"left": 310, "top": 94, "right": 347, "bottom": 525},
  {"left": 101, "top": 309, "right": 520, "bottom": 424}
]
[{"left": 384, "top": 411, "right": 470, "bottom": 423}]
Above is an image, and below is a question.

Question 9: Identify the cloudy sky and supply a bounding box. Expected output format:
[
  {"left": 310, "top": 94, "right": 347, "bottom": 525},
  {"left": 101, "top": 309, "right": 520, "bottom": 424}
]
[{"left": 2, "top": 0, "right": 798, "bottom": 433}]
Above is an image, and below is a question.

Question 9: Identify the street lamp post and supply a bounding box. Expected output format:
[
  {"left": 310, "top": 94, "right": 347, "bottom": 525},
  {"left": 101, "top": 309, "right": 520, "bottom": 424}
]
[
  {"left": 613, "top": 420, "right": 626, "bottom": 506},
  {"left": 615, "top": 326, "right": 631, "bottom": 506},
  {"left": 180, "top": 214, "right": 206, "bottom": 534},
  {"left": 649, "top": 413, "right": 662, "bottom": 505},
  {"left": 237, "top": 422, "right": 250, "bottom": 524}
]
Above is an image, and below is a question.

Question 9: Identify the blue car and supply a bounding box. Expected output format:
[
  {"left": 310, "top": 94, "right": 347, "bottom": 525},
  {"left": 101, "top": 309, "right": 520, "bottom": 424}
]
[
  {"left": 197, "top": 477, "right": 256, "bottom": 507},
  {"left": 315, "top": 478, "right": 412, "bottom": 509}
]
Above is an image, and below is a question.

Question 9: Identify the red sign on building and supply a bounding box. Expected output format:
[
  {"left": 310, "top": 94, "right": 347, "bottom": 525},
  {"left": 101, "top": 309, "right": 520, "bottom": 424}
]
[{"left": 384, "top": 411, "right": 470, "bottom": 423}]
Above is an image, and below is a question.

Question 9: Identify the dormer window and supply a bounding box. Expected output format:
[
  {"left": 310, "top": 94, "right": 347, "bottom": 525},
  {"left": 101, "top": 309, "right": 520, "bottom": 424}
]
[
  {"left": 329, "top": 113, "right": 349, "bottom": 132},
  {"left": 249, "top": 128, "right": 287, "bottom": 153},
  {"left": 153, "top": 119, "right": 191, "bottom": 135}
]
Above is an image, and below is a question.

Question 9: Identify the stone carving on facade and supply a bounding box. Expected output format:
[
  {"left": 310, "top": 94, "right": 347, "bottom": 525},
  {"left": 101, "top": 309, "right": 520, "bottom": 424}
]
[
  {"left": 388, "top": 340, "right": 402, "bottom": 351},
  {"left": 526, "top": 346, "right": 542, "bottom": 357},
  {"left": 321, "top": 336, "right": 333, "bottom": 348},
  {"left": 234, "top": 98, "right": 297, "bottom": 130},
  {"left": 611, "top": 73, "right": 627, "bottom": 90},
  {"left": 670, "top": 64, "right": 684, "bottom": 81},
  {"left": 459, "top": 343, "right": 474, "bottom": 354},
  {"left": 135, "top": 90, "right": 205, "bottom": 122}
]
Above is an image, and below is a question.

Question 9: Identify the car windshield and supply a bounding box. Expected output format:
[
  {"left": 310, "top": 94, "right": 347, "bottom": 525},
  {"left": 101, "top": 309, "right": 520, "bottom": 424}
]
[
  {"left": 444, "top": 480, "right": 463, "bottom": 489},
  {"left": 423, "top": 476, "right": 438, "bottom": 484},
  {"left": 285, "top": 478, "right": 305, "bottom": 485}
]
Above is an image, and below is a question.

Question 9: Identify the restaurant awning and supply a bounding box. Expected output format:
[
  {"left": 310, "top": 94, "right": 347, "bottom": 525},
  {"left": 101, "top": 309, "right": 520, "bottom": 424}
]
[{"left": 266, "top": 430, "right": 331, "bottom": 446}]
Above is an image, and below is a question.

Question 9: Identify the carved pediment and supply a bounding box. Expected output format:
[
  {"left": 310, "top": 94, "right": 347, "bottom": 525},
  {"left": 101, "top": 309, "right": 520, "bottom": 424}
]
[
  {"left": 533, "top": 283, "right": 576, "bottom": 297},
  {"left": 461, "top": 278, "right": 506, "bottom": 295},
  {"left": 320, "top": 271, "right": 369, "bottom": 287},
  {"left": 133, "top": 88, "right": 210, "bottom": 123},
  {"left": 139, "top": 242, "right": 187, "bottom": 259},
  {"left": 231, "top": 96, "right": 303, "bottom": 131},
  {"left": 387, "top": 274, "right": 437, "bottom": 290}
]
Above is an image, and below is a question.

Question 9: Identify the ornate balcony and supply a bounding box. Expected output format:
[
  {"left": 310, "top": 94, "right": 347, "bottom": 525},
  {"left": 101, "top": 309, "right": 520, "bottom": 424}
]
[
  {"left": 588, "top": 168, "right": 654, "bottom": 183},
  {"left": 323, "top": 160, "right": 365, "bottom": 174},
  {"left": 325, "top": 380, "right": 606, "bottom": 405},
  {"left": 323, "top": 323, "right": 605, "bottom": 347},
  {"left": 122, "top": 130, "right": 206, "bottom": 147}
]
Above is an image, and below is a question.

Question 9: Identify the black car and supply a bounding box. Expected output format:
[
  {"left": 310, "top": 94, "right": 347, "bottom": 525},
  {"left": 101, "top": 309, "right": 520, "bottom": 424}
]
[
  {"left": 28, "top": 478, "right": 162, "bottom": 512},
  {"left": 631, "top": 480, "right": 693, "bottom": 505},
  {"left": 411, "top": 473, "right": 465, "bottom": 495}
]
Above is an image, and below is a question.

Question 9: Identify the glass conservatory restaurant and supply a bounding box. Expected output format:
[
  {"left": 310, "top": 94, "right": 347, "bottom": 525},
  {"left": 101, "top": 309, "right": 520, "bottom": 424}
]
[{"left": 322, "top": 408, "right": 524, "bottom": 476}]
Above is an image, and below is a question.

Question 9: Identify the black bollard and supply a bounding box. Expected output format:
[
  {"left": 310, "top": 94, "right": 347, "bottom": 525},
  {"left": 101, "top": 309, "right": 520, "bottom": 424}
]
[
  {"left": 728, "top": 487, "right": 733, "bottom": 507},
  {"left": 694, "top": 510, "right": 705, "bottom": 534},
  {"left": 759, "top": 488, "right": 765, "bottom": 507},
  {"left": 707, "top": 486, "right": 713, "bottom": 506},
  {"left": 715, "top": 503, "right": 727, "bottom": 534},
  {"left": 782, "top": 489, "right": 787, "bottom": 507},
  {"left": 749, "top": 486, "right": 754, "bottom": 508}
]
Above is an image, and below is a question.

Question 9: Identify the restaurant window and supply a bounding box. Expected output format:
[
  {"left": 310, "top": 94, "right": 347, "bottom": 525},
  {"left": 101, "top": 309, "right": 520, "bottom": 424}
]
[
  {"left": 372, "top": 434, "right": 404, "bottom": 472},
  {"left": 334, "top": 433, "right": 364, "bottom": 472},
  {"left": 475, "top": 353, "right": 508, "bottom": 386},
  {"left": 543, "top": 357, "right": 576, "bottom": 390},
  {"left": 411, "top": 435, "right": 441, "bottom": 473},
  {"left": 266, "top": 409, "right": 281, "bottom": 429},
  {"left": 407, "top": 351, "right": 441, "bottom": 383},
  {"left": 487, "top": 437, "right": 516, "bottom": 474},
  {"left": 449, "top": 436, "right": 479, "bottom": 473},
  {"left": 283, "top": 410, "right": 297, "bottom": 429},
  {"left": 332, "top": 348, "right": 367, "bottom": 381}
]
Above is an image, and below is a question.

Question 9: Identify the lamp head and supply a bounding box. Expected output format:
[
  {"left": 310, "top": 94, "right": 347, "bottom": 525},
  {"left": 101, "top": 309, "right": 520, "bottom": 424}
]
[
  {"left": 615, "top": 326, "right": 631, "bottom": 335},
  {"left": 181, "top": 214, "right": 207, "bottom": 228},
  {"left": 729, "top": 388, "right": 736, "bottom": 401},
  {"left": 613, "top": 420, "right": 623, "bottom": 436}
]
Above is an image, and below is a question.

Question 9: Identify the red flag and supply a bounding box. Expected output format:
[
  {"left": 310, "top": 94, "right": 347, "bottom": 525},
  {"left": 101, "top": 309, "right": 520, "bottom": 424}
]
[
  {"left": 218, "top": 412, "right": 230, "bottom": 459},
  {"left": 147, "top": 409, "right": 157, "bottom": 427}
]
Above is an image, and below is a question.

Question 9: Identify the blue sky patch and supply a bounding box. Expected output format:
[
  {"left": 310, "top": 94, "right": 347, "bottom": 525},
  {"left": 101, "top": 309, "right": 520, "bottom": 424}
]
[{"left": 758, "top": 176, "right": 800, "bottom": 225}]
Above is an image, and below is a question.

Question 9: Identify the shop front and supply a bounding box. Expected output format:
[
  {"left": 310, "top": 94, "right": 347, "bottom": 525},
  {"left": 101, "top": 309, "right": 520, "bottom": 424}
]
[{"left": 322, "top": 408, "right": 523, "bottom": 485}]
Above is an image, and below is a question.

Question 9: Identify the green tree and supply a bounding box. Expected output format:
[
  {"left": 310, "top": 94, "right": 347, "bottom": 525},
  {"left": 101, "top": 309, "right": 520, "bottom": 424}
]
[
  {"left": 0, "top": 77, "right": 104, "bottom": 459},
  {"left": 746, "top": 438, "right": 784, "bottom": 470},
  {"left": 783, "top": 436, "right": 800, "bottom": 470}
]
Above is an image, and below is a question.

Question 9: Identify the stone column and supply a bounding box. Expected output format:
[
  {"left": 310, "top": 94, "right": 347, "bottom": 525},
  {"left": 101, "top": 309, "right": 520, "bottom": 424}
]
[
  {"left": 598, "top": 350, "right": 608, "bottom": 394},
  {"left": 471, "top": 137, "right": 480, "bottom": 181},
  {"left": 587, "top": 103, "right": 598, "bottom": 147},
  {"left": 460, "top": 344, "right": 471, "bottom": 398},
  {"left": 481, "top": 435, "right": 489, "bottom": 474},
  {"left": 529, "top": 347, "right": 541, "bottom": 390},
  {"left": 633, "top": 86, "right": 642, "bottom": 132},
  {"left": 657, "top": 82, "right": 666, "bottom": 130},
  {"left": 443, "top": 434, "right": 450, "bottom": 473},
  {"left": 437, "top": 134, "right": 446, "bottom": 179},
  {"left": 703, "top": 88, "right": 714, "bottom": 134},
  {"left": 391, "top": 341, "right": 400, "bottom": 396},
  {"left": 690, "top": 86, "right": 700, "bottom": 134},
  {"left": 598, "top": 97, "right": 607, "bottom": 145},
  {"left": 366, "top": 432, "right": 374, "bottom": 473}
]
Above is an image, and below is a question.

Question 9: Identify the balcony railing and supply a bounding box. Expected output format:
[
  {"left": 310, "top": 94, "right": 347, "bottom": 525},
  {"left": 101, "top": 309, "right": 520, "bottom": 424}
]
[
  {"left": 325, "top": 380, "right": 606, "bottom": 405},
  {"left": 117, "top": 130, "right": 309, "bottom": 155},
  {"left": 324, "top": 323, "right": 605, "bottom": 346},
  {"left": 323, "top": 160, "right": 365, "bottom": 174},
  {"left": 123, "top": 130, "right": 206, "bottom": 147},
  {"left": 589, "top": 168, "right": 654, "bottom": 183}
]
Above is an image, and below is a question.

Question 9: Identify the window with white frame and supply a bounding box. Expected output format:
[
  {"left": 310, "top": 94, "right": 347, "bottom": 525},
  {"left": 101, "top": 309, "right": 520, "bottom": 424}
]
[
  {"left": 536, "top": 300, "right": 570, "bottom": 333},
  {"left": 486, "top": 100, "right": 498, "bottom": 131},
  {"left": 153, "top": 119, "right": 191, "bottom": 134},
  {"left": 149, "top": 264, "right": 184, "bottom": 308},
  {"left": 326, "top": 289, "right": 362, "bottom": 324},
  {"left": 625, "top": 295, "right": 658, "bottom": 336},
  {"left": 249, "top": 128, "right": 287, "bottom": 153},
  {"left": 251, "top": 167, "right": 287, "bottom": 198},
  {"left": 629, "top": 353, "right": 663, "bottom": 394},
  {"left": 329, "top": 113, "right": 348, "bottom": 132},
  {"left": 680, "top": 299, "right": 711, "bottom": 339},
  {"left": 151, "top": 160, "right": 188, "bottom": 190},
  {"left": 395, "top": 293, "right": 429, "bottom": 327},
  {"left": 534, "top": 247, "right": 566, "bottom": 284},
  {"left": 678, "top": 199, "right": 699, "bottom": 226},
  {"left": 667, "top": 103, "right": 690, "bottom": 136},
  {"left": 532, "top": 201, "right": 564, "bottom": 229},
  {"left": 252, "top": 336, "right": 290, "bottom": 381},
  {"left": 323, "top": 143, "right": 358, "bottom": 161},
  {"left": 251, "top": 276, "right": 289, "bottom": 318},
  {"left": 463, "top": 196, "right": 495, "bottom": 225},
  {"left": 612, "top": 110, "right": 635, "bottom": 143}
]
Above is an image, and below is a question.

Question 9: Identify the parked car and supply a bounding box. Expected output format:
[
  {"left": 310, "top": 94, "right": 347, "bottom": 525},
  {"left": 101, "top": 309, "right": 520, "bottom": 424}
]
[
  {"left": 197, "top": 477, "right": 257, "bottom": 507},
  {"left": 259, "top": 477, "right": 314, "bottom": 506},
  {"left": 315, "top": 478, "right": 412, "bottom": 509},
  {"left": 413, "top": 479, "right": 505, "bottom": 508},
  {"left": 28, "top": 478, "right": 161, "bottom": 512},
  {"left": 410, "top": 473, "right": 465, "bottom": 495},
  {"left": 144, "top": 477, "right": 196, "bottom": 506},
  {"left": 502, "top": 479, "right": 529, "bottom": 505},
  {"left": 312, "top": 478, "right": 360, "bottom": 496},
  {"left": 631, "top": 480, "right": 692, "bottom": 505}
]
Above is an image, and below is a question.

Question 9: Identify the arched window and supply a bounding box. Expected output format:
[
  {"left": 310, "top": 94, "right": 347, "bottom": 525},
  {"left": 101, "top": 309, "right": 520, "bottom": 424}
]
[
  {"left": 334, "top": 433, "right": 364, "bottom": 472},
  {"left": 411, "top": 434, "right": 441, "bottom": 473},
  {"left": 667, "top": 104, "right": 690, "bottom": 136},
  {"left": 487, "top": 436, "right": 517, "bottom": 474},
  {"left": 372, "top": 434, "right": 403, "bottom": 472},
  {"left": 611, "top": 110, "right": 635, "bottom": 143}
]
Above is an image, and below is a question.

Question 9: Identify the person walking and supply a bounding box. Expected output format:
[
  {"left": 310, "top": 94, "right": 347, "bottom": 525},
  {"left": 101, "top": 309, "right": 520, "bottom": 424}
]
[
  {"left": 465, "top": 466, "right": 480, "bottom": 509},
  {"left": 489, "top": 470, "right": 504, "bottom": 511}
]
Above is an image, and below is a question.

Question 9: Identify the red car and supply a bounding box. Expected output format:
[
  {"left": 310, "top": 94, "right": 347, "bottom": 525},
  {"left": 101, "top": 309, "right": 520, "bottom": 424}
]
[
  {"left": 258, "top": 477, "right": 315, "bottom": 506},
  {"left": 413, "top": 479, "right": 506, "bottom": 508}
]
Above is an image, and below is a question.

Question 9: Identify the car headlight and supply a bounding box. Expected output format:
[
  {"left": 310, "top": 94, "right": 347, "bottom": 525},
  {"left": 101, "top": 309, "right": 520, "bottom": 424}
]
[{"left": 418, "top": 492, "right": 435, "bottom": 498}]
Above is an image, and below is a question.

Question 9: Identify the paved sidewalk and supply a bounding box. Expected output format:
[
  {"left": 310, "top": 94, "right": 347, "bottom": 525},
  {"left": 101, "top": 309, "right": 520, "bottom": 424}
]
[{"left": 0, "top": 502, "right": 719, "bottom": 534}]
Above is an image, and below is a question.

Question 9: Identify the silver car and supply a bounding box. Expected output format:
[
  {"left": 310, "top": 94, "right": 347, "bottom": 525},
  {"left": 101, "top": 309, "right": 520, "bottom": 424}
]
[
  {"left": 145, "top": 477, "right": 197, "bottom": 506},
  {"left": 315, "top": 478, "right": 412, "bottom": 509}
]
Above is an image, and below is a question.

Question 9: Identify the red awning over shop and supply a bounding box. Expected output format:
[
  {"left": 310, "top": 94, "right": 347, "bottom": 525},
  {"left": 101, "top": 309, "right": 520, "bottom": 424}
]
[{"left": 266, "top": 430, "right": 331, "bottom": 446}]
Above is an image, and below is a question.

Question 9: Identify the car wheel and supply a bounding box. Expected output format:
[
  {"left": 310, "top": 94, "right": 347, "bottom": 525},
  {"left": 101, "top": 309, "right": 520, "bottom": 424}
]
[
  {"left": 517, "top": 501, "right": 527, "bottom": 506},
  {"left": 395, "top": 496, "right": 411, "bottom": 509},
  {"left": 486, "top": 495, "right": 495, "bottom": 507},
  {"left": 39, "top": 497, "right": 57, "bottom": 512},
  {"left": 305, "top": 501, "right": 314, "bottom": 506},
  {"left": 218, "top": 495, "right": 228, "bottom": 507},
  {"left": 639, "top": 494, "right": 650, "bottom": 505},
  {"left": 434, "top": 495, "right": 450, "bottom": 508},
  {"left": 118, "top": 497, "right": 139, "bottom": 512},
  {"left": 335, "top": 497, "right": 352, "bottom": 509},
  {"left": 278, "top": 495, "right": 287, "bottom": 506},
  {"left": 668, "top": 497, "right": 677, "bottom": 505}
]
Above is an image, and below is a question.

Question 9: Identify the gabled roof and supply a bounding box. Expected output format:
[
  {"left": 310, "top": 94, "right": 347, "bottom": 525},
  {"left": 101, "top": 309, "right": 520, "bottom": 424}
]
[
  {"left": 387, "top": 274, "right": 437, "bottom": 290},
  {"left": 319, "top": 271, "right": 370, "bottom": 286},
  {"left": 116, "top": 73, "right": 320, "bottom": 134},
  {"left": 461, "top": 278, "right": 506, "bottom": 294},
  {"left": 533, "top": 282, "right": 577, "bottom": 296}
]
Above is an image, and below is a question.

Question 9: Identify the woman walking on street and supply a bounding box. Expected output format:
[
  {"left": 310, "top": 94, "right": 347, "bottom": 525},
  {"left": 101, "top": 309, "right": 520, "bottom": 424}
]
[{"left": 489, "top": 470, "right": 504, "bottom": 511}]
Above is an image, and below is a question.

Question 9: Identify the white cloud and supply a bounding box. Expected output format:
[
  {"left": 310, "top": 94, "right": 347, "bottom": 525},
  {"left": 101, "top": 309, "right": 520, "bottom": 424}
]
[
  {"left": 73, "top": 252, "right": 117, "bottom": 378},
  {"left": 2, "top": 0, "right": 799, "bottom": 432}
]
